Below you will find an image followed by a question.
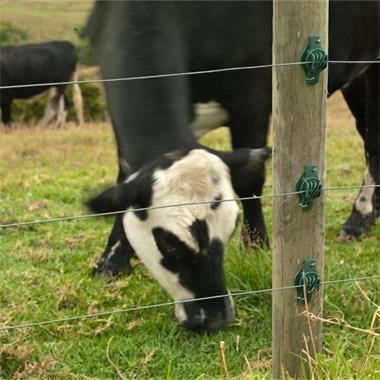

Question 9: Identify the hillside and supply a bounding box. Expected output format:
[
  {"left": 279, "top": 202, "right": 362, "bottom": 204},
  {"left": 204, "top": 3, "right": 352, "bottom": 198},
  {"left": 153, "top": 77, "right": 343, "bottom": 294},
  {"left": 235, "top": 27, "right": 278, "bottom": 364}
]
[{"left": 0, "top": 0, "right": 93, "bottom": 44}]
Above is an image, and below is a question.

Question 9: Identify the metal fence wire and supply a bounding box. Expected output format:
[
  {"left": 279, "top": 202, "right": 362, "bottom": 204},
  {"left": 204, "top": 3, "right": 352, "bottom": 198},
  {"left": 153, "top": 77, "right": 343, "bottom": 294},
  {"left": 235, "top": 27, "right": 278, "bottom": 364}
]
[
  {"left": 0, "top": 59, "right": 378, "bottom": 90},
  {"left": 1, "top": 275, "right": 379, "bottom": 333},
  {"left": 1, "top": 185, "right": 379, "bottom": 230},
  {"left": 1, "top": 57, "right": 379, "bottom": 335}
]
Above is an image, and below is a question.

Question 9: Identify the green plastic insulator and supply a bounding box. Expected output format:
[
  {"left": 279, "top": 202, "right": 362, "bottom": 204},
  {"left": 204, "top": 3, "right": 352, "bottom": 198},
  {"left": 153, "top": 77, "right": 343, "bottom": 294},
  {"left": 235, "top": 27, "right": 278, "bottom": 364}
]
[
  {"left": 295, "top": 164, "right": 322, "bottom": 211},
  {"left": 294, "top": 258, "right": 320, "bottom": 304},
  {"left": 300, "top": 35, "right": 328, "bottom": 85}
]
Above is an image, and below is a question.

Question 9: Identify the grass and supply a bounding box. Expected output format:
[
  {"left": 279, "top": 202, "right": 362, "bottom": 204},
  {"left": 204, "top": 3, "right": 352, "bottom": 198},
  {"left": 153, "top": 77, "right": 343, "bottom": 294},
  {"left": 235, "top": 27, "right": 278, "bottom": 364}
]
[
  {"left": 0, "top": 0, "right": 93, "bottom": 44},
  {"left": 0, "top": 93, "right": 379, "bottom": 379}
]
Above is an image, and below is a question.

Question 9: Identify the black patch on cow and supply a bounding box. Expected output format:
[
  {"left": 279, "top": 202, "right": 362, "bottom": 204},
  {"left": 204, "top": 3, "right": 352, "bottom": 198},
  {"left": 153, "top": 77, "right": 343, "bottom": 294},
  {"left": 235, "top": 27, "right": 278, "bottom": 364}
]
[
  {"left": 134, "top": 209, "right": 148, "bottom": 221},
  {"left": 89, "top": 149, "right": 194, "bottom": 223},
  {"left": 86, "top": 182, "right": 136, "bottom": 214},
  {"left": 189, "top": 219, "right": 209, "bottom": 252},
  {"left": 208, "top": 238, "right": 224, "bottom": 259},
  {"left": 153, "top": 227, "right": 195, "bottom": 260},
  {"left": 211, "top": 195, "right": 222, "bottom": 210},
  {"left": 93, "top": 215, "right": 136, "bottom": 277},
  {"left": 155, "top": 224, "right": 226, "bottom": 296},
  {"left": 159, "top": 237, "right": 226, "bottom": 302},
  {"left": 154, "top": 224, "right": 229, "bottom": 329},
  {"left": 159, "top": 150, "right": 190, "bottom": 170},
  {"left": 129, "top": 166, "right": 155, "bottom": 221}
]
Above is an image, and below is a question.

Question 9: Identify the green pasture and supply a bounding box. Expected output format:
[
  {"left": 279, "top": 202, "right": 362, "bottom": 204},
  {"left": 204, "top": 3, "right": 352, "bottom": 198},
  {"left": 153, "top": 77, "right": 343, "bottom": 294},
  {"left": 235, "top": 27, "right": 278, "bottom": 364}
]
[
  {"left": 0, "top": 0, "right": 92, "bottom": 45},
  {"left": 0, "top": 97, "right": 379, "bottom": 378}
]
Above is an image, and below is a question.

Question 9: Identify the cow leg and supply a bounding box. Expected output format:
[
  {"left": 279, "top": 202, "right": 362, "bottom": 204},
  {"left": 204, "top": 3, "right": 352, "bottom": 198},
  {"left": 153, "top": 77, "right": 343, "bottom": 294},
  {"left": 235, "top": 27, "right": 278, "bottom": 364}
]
[
  {"left": 55, "top": 86, "right": 68, "bottom": 127},
  {"left": 223, "top": 88, "right": 271, "bottom": 247},
  {"left": 40, "top": 88, "right": 59, "bottom": 127},
  {"left": 192, "top": 102, "right": 228, "bottom": 138},
  {"left": 364, "top": 65, "right": 380, "bottom": 218},
  {"left": 55, "top": 94, "right": 68, "bottom": 127},
  {"left": 93, "top": 215, "right": 136, "bottom": 276},
  {"left": 94, "top": 162, "right": 137, "bottom": 276},
  {"left": 341, "top": 75, "right": 367, "bottom": 140},
  {"left": 1, "top": 95, "right": 12, "bottom": 127},
  {"left": 72, "top": 78, "right": 84, "bottom": 126},
  {"left": 340, "top": 65, "right": 379, "bottom": 238}
]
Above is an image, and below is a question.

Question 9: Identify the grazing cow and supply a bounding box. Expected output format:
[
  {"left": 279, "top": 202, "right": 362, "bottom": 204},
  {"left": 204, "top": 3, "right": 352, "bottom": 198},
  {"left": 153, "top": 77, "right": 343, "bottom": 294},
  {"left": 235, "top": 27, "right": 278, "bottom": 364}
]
[
  {"left": 88, "top": 148, "right": 270, "bottom": 330},
  {"left": 87, "top": 1, "right": 379, "bottom": 276},
  {"left": 0, "top": 41, "right": 83, "bottom": 127}
]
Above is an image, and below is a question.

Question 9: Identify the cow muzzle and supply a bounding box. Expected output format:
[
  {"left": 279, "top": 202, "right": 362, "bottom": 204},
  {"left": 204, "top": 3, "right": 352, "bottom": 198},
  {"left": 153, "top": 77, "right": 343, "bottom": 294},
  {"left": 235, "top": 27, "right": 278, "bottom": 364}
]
[{"left": 175, "top": 295, "right": 235, "bottom": 331}]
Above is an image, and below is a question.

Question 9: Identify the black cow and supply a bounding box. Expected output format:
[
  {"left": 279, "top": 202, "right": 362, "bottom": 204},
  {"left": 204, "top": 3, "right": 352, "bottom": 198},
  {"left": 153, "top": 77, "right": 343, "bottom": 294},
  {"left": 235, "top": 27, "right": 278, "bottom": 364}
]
[
  {"left": 87, "top": 1, "right": 379, "bottom": 275},
  {"left": 0, "top": 41, "right": 83, "bottom": 127},
  {"left": 340, "top": 68, "right": 380, "bottom": 237}
]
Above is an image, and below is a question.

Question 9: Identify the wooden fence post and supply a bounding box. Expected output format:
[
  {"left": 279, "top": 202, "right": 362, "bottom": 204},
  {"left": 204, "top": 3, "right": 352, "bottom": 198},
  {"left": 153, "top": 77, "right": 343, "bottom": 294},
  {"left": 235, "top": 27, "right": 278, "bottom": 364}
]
[{"left": 272, "top": 0, "right": 328, "bottom": 378}]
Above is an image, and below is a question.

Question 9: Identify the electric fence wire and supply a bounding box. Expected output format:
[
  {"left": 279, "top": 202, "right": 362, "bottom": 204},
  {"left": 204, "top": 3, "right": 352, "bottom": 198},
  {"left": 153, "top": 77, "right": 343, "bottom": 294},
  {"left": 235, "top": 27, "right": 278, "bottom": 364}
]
[
  {"left": 0, "top": 59, "right": 379, "bottom": 90},
  {"left": 1, "top": 184, "right": 379, "bottom": 229},
  {"left": 1, "top": 275, "right": 379, "bottom": 332},
  {"left": 1, "top": 58, "right": 379, "bottom": 332}
]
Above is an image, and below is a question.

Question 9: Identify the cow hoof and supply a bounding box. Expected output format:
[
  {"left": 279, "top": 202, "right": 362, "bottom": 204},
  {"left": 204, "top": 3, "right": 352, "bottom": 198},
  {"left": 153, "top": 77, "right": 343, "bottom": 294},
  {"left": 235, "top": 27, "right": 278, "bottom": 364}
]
[
  {"left": 338, "top": 207, "right": 377, "bottom": 242},
  {"left": 339, "top": 216, "right": 375, "bottom": 241},
  {"left": 338, "top": 230, "right": 356, "bottom": 241},
  {"left": 338, "top": 227, "right": 364, "bottom": 241}
]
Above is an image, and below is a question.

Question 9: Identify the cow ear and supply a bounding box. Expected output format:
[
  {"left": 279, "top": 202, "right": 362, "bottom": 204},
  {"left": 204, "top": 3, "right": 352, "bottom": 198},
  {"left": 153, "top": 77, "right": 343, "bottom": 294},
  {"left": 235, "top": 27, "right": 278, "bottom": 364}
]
[
  {"left": 219, "top": 147, "right": 271, "bottom": 192},
  {"left": 223, "top": 147, "right": 271, "bottom": 171},
  {"left": 86, "top": 181, "right": 137, "bottom": 214}
]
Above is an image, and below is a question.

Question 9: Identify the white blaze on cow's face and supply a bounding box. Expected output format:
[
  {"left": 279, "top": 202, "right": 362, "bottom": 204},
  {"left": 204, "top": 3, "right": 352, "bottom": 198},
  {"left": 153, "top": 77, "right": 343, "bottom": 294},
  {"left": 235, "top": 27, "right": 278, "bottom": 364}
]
[{"left": 123, "top": 150, "right": 239, "bottom": 330}]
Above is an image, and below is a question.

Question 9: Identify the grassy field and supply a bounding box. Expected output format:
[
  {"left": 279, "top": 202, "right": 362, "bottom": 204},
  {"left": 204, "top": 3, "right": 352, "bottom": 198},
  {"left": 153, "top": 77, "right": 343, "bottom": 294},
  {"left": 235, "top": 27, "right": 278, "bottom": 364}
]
[
  {"left": 0, "top": 0, "right": 93, "bottom": 44},
  {"left": 0, "top": 93, "right": 379, "bottom": 379}
]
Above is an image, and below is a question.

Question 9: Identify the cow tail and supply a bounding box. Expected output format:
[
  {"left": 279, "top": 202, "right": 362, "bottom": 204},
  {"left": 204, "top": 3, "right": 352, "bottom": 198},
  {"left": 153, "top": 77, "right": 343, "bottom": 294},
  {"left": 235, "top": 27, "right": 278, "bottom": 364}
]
[{"left": 72, "top": 72, "right": 84, "bottom": 125}]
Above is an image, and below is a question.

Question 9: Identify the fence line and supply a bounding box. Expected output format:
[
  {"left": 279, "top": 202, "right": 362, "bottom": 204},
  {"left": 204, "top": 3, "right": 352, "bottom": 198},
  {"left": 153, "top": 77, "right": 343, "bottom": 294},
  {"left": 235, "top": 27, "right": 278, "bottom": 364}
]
[
  {"left": 0, "top": 275, "right": 379, "bottom": 333},
  {"left": 1, "top": 59, "right": 378, "bottom": 90},
  {"left": 1, "top": 56, "right": 378, "bottom": 335},
  {"left": 1, "top": 184, "right": 379, "bottom": 230}
]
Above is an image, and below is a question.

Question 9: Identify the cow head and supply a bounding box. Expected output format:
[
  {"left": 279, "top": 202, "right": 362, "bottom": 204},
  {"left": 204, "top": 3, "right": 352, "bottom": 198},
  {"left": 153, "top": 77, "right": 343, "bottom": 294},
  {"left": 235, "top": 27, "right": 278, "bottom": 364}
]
[{"left": 88, "top": 148, "right": 270, "bottom": 330}]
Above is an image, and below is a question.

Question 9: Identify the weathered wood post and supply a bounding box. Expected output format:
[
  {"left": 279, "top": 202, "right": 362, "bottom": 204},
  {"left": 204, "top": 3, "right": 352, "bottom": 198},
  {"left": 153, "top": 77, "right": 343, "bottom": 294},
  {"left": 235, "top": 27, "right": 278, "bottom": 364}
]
[{"left": 272, "top": 0, "right": 328, "bottom": 378}]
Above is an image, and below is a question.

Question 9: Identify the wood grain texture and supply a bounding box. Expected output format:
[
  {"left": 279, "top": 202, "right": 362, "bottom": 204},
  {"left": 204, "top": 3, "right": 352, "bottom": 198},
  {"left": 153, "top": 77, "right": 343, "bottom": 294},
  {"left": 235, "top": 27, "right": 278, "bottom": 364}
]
[{"left": 272, "top": 0, "right": 328, "bottom": 378}]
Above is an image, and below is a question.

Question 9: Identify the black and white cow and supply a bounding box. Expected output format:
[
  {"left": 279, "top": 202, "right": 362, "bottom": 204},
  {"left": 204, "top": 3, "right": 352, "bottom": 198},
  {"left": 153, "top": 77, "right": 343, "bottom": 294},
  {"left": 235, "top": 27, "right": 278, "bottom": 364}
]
[
  {"left": 0, "top": 41, "right": 83, "bottom": 127},
  {"left": 340, "top": 68, "right": 380, "bottom": 238},
  {"left": 88, "top": 148, "right": 270, "bottom": 330},
  {"left": 87, "top": 1, "right": 379, "bottom": 275}
]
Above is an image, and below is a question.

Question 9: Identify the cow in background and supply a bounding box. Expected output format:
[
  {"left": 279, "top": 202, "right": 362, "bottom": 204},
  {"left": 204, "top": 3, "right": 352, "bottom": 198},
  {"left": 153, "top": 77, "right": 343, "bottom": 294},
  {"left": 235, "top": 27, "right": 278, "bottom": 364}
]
[
  {"left": 0, "top": 41, "right": 84, "bottom": 127},
  {"left": 88, "top": 1, "right": 379, "bottom": 276}
]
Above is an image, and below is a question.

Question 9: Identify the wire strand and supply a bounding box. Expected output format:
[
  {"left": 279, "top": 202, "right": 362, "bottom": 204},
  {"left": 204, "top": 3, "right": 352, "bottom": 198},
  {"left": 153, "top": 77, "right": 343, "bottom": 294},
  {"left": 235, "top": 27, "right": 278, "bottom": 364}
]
[
  {"left": 1, "top": 59, "right": 378, "bottom": 90},
  {"left": 328, "top": 60, "right": 379, "bottom": 64},
  {"left": 1, "top": 184, "right": 379, "bottom": 230},
  {"left": 0, "top": 275, "right": 378, "bottom": 333}
]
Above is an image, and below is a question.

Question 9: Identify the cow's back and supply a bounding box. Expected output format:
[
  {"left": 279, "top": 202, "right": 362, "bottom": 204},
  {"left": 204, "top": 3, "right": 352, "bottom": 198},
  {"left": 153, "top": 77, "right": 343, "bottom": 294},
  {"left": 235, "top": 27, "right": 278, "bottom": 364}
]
[
  {"left": 88, "top": 0, "right": 379, "bottom": 170},
  {"left": 0, "top": 41, "right": 77, "bottom": 98}
]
